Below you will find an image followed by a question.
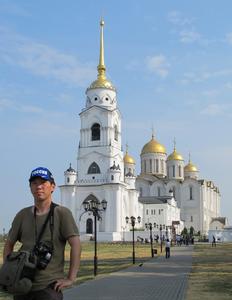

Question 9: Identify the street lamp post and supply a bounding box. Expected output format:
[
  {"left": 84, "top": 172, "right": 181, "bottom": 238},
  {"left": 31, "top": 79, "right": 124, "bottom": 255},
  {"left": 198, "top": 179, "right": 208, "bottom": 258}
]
[
  {"left": 159, "top": 224, "right": 163, "bottom": 253},
  {"left": 145, "top": 223, "right": 154, "bottom": 258},
  {"left": 82, "top": 198, "right": 107, "bottom": 276},
  {"left": 126, "top": 216, "right": 141, "bottom": 264}
]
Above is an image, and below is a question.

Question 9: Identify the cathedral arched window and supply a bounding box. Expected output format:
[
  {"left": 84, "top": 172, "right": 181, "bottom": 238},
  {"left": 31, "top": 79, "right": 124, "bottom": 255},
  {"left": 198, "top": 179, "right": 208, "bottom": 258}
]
[
  {"left": 86, "top": 218, "right": 93, "bottom": 234},
  {"left": 190, "top": 186, "right": 193, "bottom": 200},
  {"left": 179, "top": 165, "right": 182, "bottom": 177},
  {"left": 91, "top": 123, "right": 100, "bottom": 141},
  {"left": 158, "top": 186, "right": 161, "bottom": 197},
  {"left": 172, "top": 165, "right": 175, "bottom": 177},
  {"left": 88, "top": 162, "right": 101, "bottom": 174},
  {"left": 156, "top": 159, "right": 159, "bottom": 173},
  {"left": 114, "top": 125, "right": 118, "bottom": 141}
]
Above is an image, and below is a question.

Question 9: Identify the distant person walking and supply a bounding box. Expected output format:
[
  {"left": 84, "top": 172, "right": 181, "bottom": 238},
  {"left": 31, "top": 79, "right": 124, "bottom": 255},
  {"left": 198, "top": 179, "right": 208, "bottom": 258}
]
[
  {"left": 165, "top": 239, "right": 171, "bottom": 259},
  {"left": 212, "top": 235, "right": 216, "bottom": 247}
]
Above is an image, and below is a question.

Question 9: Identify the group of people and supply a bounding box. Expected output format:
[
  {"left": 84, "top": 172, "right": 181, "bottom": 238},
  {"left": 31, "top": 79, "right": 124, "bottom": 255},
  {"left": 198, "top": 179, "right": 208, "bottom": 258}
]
[
  {"left": 2, "top": 167, "right": 82, "bottom": 300},
  {"left": 176, "top": 235, "right": 194, "bottom": 246}
]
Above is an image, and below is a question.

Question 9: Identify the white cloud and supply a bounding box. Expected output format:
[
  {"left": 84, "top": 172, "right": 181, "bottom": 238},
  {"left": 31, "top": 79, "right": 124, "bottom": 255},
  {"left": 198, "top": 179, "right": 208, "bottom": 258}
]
[
  {"left": 167, "top": 11, "right": 194, "bottom": 26},
  {"left": 179, "top": 29, "right": 201, "bottom": 43},
  {"left": 180, "top": 69, "right": 232, "bottom": 84},
  {"left": 0, "top": 27, "right": 95, "bottom": 87},
  {"left": 200, "top": 104, "right": 232, "bottom": 116},
  {"left": 146, "top": 54, "right": 170, "bottom": 78}
]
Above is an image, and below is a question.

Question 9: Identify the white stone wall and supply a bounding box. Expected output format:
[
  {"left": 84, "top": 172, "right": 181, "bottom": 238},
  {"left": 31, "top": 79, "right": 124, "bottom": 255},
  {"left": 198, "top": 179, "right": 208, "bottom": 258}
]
[{"left": 167, "top": 160, "right": 184, "bottom": 181}]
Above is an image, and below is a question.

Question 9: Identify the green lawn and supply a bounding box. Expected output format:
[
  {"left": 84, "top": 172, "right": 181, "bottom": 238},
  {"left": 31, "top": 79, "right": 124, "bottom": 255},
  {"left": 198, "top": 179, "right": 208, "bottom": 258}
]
[{"left": 186, "top": 243, "right": 232, "bottom": 300}]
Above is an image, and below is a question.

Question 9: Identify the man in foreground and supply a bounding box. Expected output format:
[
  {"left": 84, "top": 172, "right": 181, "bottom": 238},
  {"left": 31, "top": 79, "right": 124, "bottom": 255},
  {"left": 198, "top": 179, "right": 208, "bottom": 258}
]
[{"left": 3, "top": 167, "right": 81, "bottom": 300}]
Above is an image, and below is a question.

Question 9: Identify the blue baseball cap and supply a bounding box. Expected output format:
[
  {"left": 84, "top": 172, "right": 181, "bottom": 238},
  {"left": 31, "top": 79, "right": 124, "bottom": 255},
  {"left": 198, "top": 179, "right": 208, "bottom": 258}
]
[{"left": 29, "top": 167, "right": 55, "bottom": 183}]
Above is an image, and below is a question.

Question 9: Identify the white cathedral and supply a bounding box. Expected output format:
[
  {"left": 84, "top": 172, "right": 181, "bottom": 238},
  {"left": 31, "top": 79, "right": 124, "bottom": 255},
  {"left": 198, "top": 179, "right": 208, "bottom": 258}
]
[{"left": 59, "top": 20, "right": 221, "bottom": 241}]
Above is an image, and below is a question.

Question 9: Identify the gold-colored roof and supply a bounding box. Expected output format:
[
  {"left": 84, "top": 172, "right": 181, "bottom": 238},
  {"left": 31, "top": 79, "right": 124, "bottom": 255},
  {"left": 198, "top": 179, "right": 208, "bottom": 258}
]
[
  {"left": 124, "top": 153, "right": 135, "bottom": 164},
  {"left": 167, "top": 146, "right": 183, "bottom": 161},
  {"left": 141, "top": 135, "right": 166, "bottom": 155},
  {"left": 87, "top": 19, "right": 116, "bottom": 92},
  {"left": 124, "top": 145, "right": 135, "bottom": 164},
  {"left": 184, "top": 162, "right": 198, "bottom": 172}
]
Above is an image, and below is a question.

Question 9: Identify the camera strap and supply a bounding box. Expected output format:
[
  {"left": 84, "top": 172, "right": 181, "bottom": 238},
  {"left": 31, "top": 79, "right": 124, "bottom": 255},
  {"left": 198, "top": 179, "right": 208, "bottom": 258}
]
[{"left": 34, "top": 202, "right": 58, "bottom": 247}]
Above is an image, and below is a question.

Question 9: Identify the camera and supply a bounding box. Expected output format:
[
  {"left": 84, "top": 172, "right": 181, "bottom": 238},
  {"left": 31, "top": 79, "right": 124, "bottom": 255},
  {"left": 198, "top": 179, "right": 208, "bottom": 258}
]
[{"left": 33, "top": 241, "right": 53, "bottom": 270}]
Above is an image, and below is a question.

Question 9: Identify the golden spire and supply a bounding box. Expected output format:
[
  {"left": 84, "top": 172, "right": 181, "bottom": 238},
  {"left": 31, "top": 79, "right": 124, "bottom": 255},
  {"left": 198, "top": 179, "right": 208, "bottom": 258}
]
[
  {"left": 126, "top": 143, "right": 129, "bottom": 154},
  {"left": 151, "top": 125, "right": 155, "bottom": 139},
  {"left": 97, "top": 18, "right": 106, "bottom": 80},
  {"left": 86, "top": 18, "right": 116, "bottom": 92}
]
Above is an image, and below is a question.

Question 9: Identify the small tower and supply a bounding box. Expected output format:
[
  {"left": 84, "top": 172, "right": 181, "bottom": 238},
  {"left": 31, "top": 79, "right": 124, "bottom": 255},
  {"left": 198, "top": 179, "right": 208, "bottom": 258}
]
[
  {"left": 184, "top": 154, "right": 199, "bottom": 180},
  {"left": 108, "top": 161, "right": 121, "bottom": 183},
  {"left": 167, "top": 139, "right": 184, "bottom": 181},
  {"left": 124, "top": 144, "right": 136, "bottom": 176},
  {"left": 124, "top": 145, "right": 136, "bottom": 189},
  {"left": 64, "top": 163, "right": 77, "bottom": 185}
]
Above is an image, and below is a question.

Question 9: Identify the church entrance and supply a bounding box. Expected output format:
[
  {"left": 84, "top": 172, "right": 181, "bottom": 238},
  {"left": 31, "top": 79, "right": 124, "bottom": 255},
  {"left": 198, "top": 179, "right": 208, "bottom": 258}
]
[{"left": 86, "top": 218, "right": 93, "bottom": 234}]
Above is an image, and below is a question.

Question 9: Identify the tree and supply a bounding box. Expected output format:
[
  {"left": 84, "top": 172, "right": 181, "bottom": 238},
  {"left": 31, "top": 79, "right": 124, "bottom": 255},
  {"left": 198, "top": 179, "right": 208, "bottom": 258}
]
[
  {"left": 190, "top": 226, "right": 194, "bottom": 236},
  {"left": 181, "top": 227, "right": 188, "bottom": 236}
]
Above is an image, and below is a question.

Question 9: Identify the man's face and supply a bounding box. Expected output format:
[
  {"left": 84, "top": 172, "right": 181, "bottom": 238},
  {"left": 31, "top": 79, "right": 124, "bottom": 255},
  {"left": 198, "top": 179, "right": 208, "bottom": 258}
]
[{"left": 30, "top": 177, "right": 55, "bottom": 202}]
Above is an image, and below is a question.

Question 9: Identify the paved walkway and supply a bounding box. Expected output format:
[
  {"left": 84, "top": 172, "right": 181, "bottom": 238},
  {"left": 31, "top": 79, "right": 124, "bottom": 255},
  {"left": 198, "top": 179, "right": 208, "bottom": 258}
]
[{"left": 64, "top": 245, "right": 193, "bottom": 300}]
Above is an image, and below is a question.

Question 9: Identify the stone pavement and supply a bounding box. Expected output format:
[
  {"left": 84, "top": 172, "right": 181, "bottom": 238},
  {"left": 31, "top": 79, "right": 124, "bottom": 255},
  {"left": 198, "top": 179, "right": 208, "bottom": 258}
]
[{"left": 64, "top": 245, "right": 193, "bottom": 300}]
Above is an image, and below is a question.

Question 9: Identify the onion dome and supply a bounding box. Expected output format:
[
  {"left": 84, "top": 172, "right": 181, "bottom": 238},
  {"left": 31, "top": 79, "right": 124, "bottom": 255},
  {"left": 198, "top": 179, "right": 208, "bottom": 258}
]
[
  {"left": 124, "top": 145, "right": 135, "bottom": 164},
  {"left": 184, "top": 162, "right": 198, "bottom": 172},
  {"left": 86, "top": 19, "right": 116, "bottom": 92},
  {"left": 66, "top": 163, "right": 76, "bottom": 173},
  {"left": 167, "top": 141, "right": 184, "bottom": 161},
  {"left": 141, "top": 134, "right": 166, "bottom": 155},
  {"left": 184, "top": 155, "right": 198, "bottom": 172}
]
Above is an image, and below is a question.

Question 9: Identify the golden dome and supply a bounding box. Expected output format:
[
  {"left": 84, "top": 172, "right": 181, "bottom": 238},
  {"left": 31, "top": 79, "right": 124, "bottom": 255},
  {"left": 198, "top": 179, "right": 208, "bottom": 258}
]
[
  {"left": 141, "top": 135, "right": 166, "bottom": 155},
  {"left": 167, "top": 148, "right": 183, "bottom": 161},
  {"left": 88, "top": 77, "right": 115, "bottom": 91},
  {"left": 124, "top": 145, "right": 135, "bottom": 164},
  {"left": 124, "top": 153, "right": 135, "bottom": 164},
  {"left": 184, "top": 162, "right": 198, "bottom": 172},
  {"left": 87, "top": 19, "right": 116, "bottom": 92}
]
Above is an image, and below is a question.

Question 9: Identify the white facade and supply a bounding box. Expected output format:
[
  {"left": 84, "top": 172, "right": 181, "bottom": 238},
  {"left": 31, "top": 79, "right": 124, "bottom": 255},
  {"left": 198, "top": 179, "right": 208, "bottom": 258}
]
[
  {"left": 59, "top": 20, "right": 221, "bottom": 241},
  {"left": 137, "top": 149, "right": 221, "bottom": 235}
]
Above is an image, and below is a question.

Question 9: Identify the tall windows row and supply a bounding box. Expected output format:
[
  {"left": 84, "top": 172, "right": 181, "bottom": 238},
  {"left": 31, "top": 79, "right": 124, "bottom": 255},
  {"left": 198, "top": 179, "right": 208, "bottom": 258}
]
[
  {"left": 168, "top": 165, "right": 182, "bottom": 178},
  {"left": 143, "top": 158, "right": 166, "bottom": 174}
]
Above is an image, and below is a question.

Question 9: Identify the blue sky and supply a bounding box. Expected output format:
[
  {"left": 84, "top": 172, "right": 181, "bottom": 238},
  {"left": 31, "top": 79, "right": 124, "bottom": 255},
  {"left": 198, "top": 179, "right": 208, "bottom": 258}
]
[{"left": 1, "top": 0, "right": 232, "bottom": 232}]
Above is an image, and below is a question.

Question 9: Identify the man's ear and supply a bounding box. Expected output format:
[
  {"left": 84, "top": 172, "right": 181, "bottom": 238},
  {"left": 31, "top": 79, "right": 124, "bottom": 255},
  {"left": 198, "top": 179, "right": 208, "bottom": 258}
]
[{"left": 51, "top": 182, "right": 56, "bottom": 193}]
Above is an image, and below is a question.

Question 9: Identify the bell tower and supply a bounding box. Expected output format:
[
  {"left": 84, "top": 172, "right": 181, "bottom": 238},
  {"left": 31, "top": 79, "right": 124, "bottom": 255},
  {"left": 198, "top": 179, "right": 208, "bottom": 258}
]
[{"left": 77, "top": 19, "right": 123, "bottom": 185}]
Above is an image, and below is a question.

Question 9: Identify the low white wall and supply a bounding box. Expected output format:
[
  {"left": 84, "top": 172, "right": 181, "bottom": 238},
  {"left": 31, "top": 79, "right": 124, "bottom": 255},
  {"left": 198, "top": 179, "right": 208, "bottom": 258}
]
[{"left": 208, "top": 228, "right": 232, "bottom": 242}]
